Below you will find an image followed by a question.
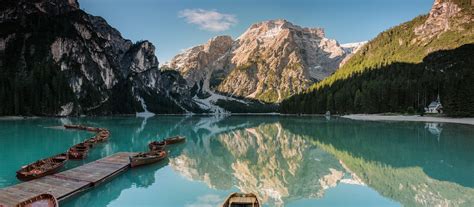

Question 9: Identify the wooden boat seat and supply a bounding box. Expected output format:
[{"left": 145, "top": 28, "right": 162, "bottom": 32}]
[{"left": 228, "top": 196, "right": 258, "bottom": 207}]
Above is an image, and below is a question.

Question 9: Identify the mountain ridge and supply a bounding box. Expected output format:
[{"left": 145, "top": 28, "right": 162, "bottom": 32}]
[
  {"left": 279, "top": 0, "right": 473, "bottom": 116},
  {"left": 309, "top": 0, "right": 473, "bottom": 90},
  {"left": 0, "top": 0, "right": 201, "bottom": 115},
  {"left": 165, "top": 19, "right": 364, "bottom": 103}
]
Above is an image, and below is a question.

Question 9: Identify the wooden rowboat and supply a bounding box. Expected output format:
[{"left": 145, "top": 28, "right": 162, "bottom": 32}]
[
  {"left": 129, "top": 150, "right": 167, "bottom": 168},
  {"left": 16, "top": 153, "right": 68, "bottom": 181},
  {"left": 221, "top": 193, "right": 260, "bottom": 207},
  {"left": 148, "top": 141, "right": 166, "bottom": 151},
  {"left": 64, "top": 124, "right": 79, "bottom": 129},
  {"left": 63, "top": 124, "right": 87, "bottom": 130},
  {"left": 85, "top": 126, "right": 102, "bottom": 132},
  {"left": 163, "top": 136, "right": 186, "bottom": 145},
  {"left": 15, "top": 193, "right": 58, "bottom": 207},
  {"left": 68, "top": 143, "right": 89, "bottom": 160},
  {"left": 95, "top": 130, "right": 110, "bottom": 141},
  {"left": 83, "top": 137, "right": 98, "bottom": 147}
]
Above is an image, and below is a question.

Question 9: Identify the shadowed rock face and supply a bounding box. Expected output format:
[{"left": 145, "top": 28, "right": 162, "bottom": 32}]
[
  {"left": 0, "top": 0, "right": 80, "bottom": 21},
  {"left": 166, "top": 19, "right": 364, "bottom": 103},
  {"left": 0, "top": 0, "right": 199, "bottom": 115}
]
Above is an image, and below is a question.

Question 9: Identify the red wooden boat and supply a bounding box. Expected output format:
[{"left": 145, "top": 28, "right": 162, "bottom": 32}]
[
  {"left": 68, "top": 143, "right": 89, "bottom": 159},
  {"left": 148, "top": 141, "right": 166, "bottom": 151},
  {"left": 163, "top": 136, "right": 186, "bottom": 145},
  {"left": 16, "top": 153, "right": 68, "bottom": 181},
  {"left": 15, "top": 193, "right": 58, "bottom": 207},
  {"left": 129, "top": 150, "right": 167, "bottom": 168}
]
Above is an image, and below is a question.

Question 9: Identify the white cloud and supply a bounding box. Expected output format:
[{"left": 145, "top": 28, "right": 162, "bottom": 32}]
[{"left": 179, "top": 9, "right": 238, "bottom": 32}]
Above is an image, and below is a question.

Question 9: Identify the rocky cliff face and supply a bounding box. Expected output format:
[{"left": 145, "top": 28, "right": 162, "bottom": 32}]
[
  {"left": 165, "top": 36, "right": 234, "bottom": 90},
  {"left": 0, "top": 0, "right": 199, "bottom": 115},
  {"left": 165, "top": 19, "right": 364, "bottom": 103},
  {"left": 413, "top": 0, "right": 470, "bottom": 44}
]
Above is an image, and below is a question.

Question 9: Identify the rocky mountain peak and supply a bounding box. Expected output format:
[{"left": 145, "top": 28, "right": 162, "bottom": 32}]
[
  {"left": 247, "top": 19, "right": 295, "bottom": 31},
  {"left": 167, "top": 19, "right": 363, "bottom": 103},
  {"left": 122, "top": 40, "right": 159, "bottom": 74},
  {"left": 238, "top": 19, "right": 325, "bottom": 41},
  {"left": 163, "top": 35, "right": 234, "bottom": 89},
  {"left": 204, "top": 35, "right": 234, "bottom": 53},
  {"left": 1, "top": 0, "right": 80, "bottom": 23}
]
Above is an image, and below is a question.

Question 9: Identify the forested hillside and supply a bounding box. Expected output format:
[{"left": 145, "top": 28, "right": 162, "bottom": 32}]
[
  {"left": 312, "top": 0, "right": 473, "bottom": 89},
  {"left": 280, "top": 44, "right": 474, "bottom": 117},
  {"left": 281, "top": 0, "right": 474, "bottom": 117}
]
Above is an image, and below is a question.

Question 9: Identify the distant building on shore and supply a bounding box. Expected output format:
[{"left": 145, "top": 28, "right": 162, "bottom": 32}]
[{"left": 425, "top": 95, "right": 443, "bottom": 114}]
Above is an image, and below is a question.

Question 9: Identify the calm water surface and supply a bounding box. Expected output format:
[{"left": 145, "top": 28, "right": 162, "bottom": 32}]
[{"left": 0, "top": 116, "right": 473, "bottom": 207}]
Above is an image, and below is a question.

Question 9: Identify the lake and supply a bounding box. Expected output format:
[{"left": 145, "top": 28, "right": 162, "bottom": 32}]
[{"left": 0, "top": 116, "right": 473, "bottom": 207}]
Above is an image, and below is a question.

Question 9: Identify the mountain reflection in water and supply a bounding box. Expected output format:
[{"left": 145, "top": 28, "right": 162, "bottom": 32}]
[
  {"left": 164, "top": 116, "right": 474, "bottom": 207},
  {"left": 4, "top": 116, "right": 471, "bottom": 207},
  {"left": 170, "top": 122, "right": 358, "bottom": 206}
]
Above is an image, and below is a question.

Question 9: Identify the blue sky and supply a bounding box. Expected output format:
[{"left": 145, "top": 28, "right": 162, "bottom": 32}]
[{"left": 80, "top": 0, "right": 434, "bottom": 63}]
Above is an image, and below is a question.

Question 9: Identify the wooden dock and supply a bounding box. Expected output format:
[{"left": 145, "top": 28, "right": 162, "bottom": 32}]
[{"left": 0, "top": 152, "right": 136, "bottom": 206}]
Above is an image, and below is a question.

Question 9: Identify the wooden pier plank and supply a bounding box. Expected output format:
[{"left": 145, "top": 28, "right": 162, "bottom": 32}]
[
  {"left": 57, "top": 166, "right": 120, "bottom": 183},
  {"left": 0, "top": 193, "right": 21, "bottom": 207},
  {"left": 0, "top": 152, "right": 135, "bottom": 207}
]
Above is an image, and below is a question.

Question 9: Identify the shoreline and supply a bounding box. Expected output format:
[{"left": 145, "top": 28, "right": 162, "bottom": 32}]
[
  {"left": 342, "top": 114, "right": 474, "bottom": 126},
  {"left": 2, "top": 114, "right": 474, "bottom": 126}
]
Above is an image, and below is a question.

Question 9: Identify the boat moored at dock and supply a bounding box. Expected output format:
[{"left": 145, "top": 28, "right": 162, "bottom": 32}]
[
  {"left": 16, "top": 153, "right": 68, "bottom": 181},
  {"left": 68, "top": 143, "right": 90, "bottom": 160},
  {"left": 148, "top": 141, "right": 166, "bottom": 151},
  {"left": 129, "top": 150, "right": 167, "bottom": 168}
]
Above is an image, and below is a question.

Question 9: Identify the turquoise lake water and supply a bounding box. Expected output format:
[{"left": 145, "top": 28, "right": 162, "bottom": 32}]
[{"left": 0, "top": 116, "right": 473, "bottom": 207}]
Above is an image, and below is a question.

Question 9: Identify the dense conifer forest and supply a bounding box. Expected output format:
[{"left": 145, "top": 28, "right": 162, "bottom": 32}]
[{"left": 280, "top": 44, "right": 474, "bottom": 117}]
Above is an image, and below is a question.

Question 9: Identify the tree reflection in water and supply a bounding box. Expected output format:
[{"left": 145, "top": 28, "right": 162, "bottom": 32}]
[
  {"left": 282, "top": 117, "right": 474, "bottom": 207},
  {"left": 170, "top": 116, "right": 474, "bottom": 207},
  {"left": 58, "top": 116, "right": 474, "bottom": 207}
]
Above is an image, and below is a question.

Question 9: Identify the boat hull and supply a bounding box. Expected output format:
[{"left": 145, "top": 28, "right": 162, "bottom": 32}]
[
  {"left": 68, "top": 143, "right": 89, "bottom": 160},
  {"left": 16, "top": 154, "right": 68, "bottom": 181},
  {"left": 221, "top": 193, "right": 260, "bottom": 207},
  {"left": 68, "top": 148, "right": 89, "bottom": 159},
  {"left": 148, "top": 141, "right": 166, "bottom": 151},
  {"left": 164, "top": 136, "right": 186, "bottom": 145},
  {"left": 16, "top": 193, "right": 58, "bottom": 207},
  {"left": 130, "top": 151, "right": 167, "bottom": 168}
]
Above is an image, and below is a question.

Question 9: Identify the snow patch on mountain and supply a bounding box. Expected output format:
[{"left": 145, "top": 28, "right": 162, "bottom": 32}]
[
  {"left": 339, "top": 41, "right": 368, "bottom": 67},
  {"left": 136, "top": 96, "right": 155, "bottom": 117},
  {"left": 58, "top": 102, "right": 74, "bottom": 116},
  {"left": 260, "top": 24, "right": 283, "bottom": 39},
  {"left": 340, "top": 41, "right": 368, "bottom": 53}
]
